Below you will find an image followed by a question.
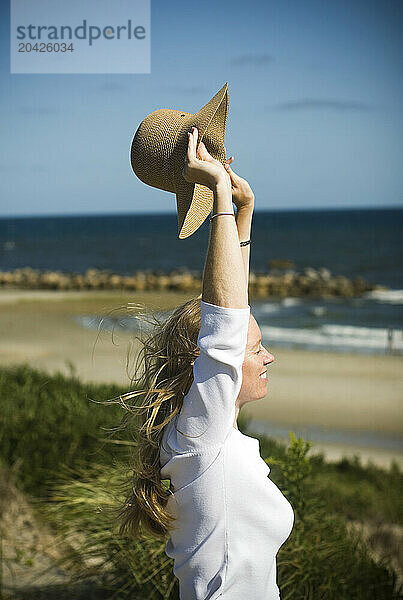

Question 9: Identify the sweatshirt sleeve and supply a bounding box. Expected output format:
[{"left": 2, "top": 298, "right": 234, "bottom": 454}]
[{"left": 173, "top": 299, "right": 250, "bottom": 451}]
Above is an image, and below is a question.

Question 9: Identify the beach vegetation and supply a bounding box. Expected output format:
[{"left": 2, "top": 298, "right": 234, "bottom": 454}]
[{"left": 0, "top": 364, "right": 402, "bottom": 599}]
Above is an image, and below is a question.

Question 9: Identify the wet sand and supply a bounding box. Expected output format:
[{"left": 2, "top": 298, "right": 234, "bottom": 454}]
[{"left": 1, "top": 289, "right": 402, "bottom": 468}]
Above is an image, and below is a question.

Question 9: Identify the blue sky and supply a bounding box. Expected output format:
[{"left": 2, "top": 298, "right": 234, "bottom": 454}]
[{"left": 0, "top": 0, "right": 402, "bottom": 217}]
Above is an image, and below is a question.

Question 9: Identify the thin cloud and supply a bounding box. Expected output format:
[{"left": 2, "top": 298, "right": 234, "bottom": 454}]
[
  {"left": 159, "top": 84, "right": 209, "bottom": 95},
  {"left": 0, "top": 163, "right": 46, "bottom": 172},
  {"left": 180, "top": 85, "right": 209, "bottom": 95},
  {"left": 30, "top": 164, "right": 47, "bottom": 172},
  {"left": 98, "top": 82, "right": 128, "bottom": 92},
  {"left": 275, "top": 99, "right": 370, "bottom": 111},
  {"left": 0, "top": 164, "right": 18, "bottom": 172},
  {"left": 19, "top": 106, "right": 58, "bottom": 116},
  {"left": 230, "top": 53, "right": 273, "bottom": 67}
]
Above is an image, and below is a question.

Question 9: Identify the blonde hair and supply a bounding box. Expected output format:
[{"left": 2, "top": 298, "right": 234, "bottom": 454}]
[{"left": 114, "top": 295, "right": 202, "bottom": 539}]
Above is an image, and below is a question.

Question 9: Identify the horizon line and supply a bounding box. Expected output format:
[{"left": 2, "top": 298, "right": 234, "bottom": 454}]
[{"left": 1, "top": 204, "right": 402, "bottom": 220}]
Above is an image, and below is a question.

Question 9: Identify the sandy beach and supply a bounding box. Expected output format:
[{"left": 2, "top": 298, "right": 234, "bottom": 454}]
[{"left": 1, "top": 289, "right": 402, "bottom": 469}]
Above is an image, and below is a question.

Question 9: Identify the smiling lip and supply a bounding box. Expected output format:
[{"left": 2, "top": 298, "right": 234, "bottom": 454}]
[{"left": 259, "top": 371, "right": 267, "bottom": 379}]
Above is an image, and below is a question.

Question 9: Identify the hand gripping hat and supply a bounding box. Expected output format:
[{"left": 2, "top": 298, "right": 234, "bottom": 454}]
[{"left": 130, "top": 82, "right": 229, "bottom": 238}]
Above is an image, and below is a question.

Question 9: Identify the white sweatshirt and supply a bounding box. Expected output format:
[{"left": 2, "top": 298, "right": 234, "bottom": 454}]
[{"left": 160, "top": 300, "right": 294, "bottom": 599}]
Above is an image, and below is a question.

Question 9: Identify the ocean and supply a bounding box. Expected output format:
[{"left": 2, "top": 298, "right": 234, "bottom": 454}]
[{"left": 1, "top": 207, "right": 402, "bottom": 355}]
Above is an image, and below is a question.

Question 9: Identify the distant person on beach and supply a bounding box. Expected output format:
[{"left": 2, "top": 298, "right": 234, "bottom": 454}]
[{"left": 118, "top": 126, "right": 294, "bottom": 599}]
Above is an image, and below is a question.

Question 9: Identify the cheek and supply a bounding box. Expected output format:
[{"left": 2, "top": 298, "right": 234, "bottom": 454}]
[{"left": 242, "top": 357, "right": 260, "bottom": 383}]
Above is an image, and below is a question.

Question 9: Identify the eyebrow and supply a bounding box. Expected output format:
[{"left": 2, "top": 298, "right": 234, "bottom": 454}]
[{"left": 252, "top": 338, "right": 262, "bottom": 349}]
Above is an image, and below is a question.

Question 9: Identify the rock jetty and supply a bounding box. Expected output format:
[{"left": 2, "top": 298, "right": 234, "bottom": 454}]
[{"left": 0, "top": 266, "right": 384, "bottom": 299}]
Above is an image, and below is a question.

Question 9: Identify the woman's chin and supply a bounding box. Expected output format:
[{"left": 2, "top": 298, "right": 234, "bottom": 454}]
[
  {"left": 253, "top": 389, "right": 268, "bottom": 402},
  {"left": 259, "top": 383, "right": 268, "bottom": 398},
  {"left": 260, "top": 378, "right": 269, "bottom": 390}
]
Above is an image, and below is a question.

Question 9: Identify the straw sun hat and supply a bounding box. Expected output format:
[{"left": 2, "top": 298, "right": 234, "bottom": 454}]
[{"left": 130, "top": 82, "right": 229, "bottom": 238}]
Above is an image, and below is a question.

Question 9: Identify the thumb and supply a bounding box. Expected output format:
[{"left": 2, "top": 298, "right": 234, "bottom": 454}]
[{"left": 197, "top": 141, "right": 213, "bottom": 161}]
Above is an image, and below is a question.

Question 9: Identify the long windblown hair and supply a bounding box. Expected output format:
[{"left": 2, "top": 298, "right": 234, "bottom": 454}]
[{"left": 114, "top": 295, "right": 202, "bottom": 540}]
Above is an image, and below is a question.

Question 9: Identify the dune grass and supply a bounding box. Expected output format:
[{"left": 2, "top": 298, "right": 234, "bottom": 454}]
[
  {"left": 0, "top": 364, "right": 130, "bottom": 496},
  {"left": 40, "top": 438, "right": 401, "bottom": 600},
  {"left": 0, "top": 364, "right": 402, "bottom": 599}
]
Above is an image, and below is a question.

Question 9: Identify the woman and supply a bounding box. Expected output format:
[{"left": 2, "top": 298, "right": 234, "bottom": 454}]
[{"left": 120, "top": 127, "right": 294, "bottom": 599}]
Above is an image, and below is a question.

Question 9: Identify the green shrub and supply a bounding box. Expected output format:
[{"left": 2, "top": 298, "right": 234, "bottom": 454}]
[
  {"left": 41, "top": 462, "right": 177, "bottom": 600},
  {"left": 252, "top": 431, "right": 403, "bottom": 526},
  {"left": 41, "top": 434, "right": 402, "bottom": 600},
  {"left": 310, "top": 455, "right": 403, "bottom": 524},
  {"left": 1, "top": 366, "right": 402, "bottom": 598},
  {"left": 1, "top": 365, "right": 402, "bottom": 524},
  {"left": 0, "top": 364, "right": 129, "bottom": 495},
  {"left": 266, "top": 433, "right": 401, "bottom": 599}
]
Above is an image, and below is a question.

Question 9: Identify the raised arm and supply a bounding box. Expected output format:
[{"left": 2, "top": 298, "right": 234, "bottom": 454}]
[
  {"left": 183, "top": 127, "right": 248, "bottom": 309},
  {"left": 224, "top": 158, "right": 255, "bottom": 288},
  {"left": 171, "top": 127, "right": 251, "bottom": 448}
]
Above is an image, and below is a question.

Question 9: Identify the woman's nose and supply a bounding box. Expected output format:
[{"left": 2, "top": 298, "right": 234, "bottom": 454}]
[{"left": 264, "top": 350, "right": 275, "bottom": 364}]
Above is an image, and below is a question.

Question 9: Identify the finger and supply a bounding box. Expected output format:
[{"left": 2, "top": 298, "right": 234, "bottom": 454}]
[
  {"left": 224, "top": 158, "right": 235, "bottom": 172},
  {"left": 198, "top": 141, "right": 217, "bottom": 163},
  {"left": 187, "top": 128, "right": 196, "bottom": 160},
  {"left": 192, "top": 126, "right": 198, "bottom": 149},
  {"left": 197, "top": 141, "right": 211, "bottom": 160}
]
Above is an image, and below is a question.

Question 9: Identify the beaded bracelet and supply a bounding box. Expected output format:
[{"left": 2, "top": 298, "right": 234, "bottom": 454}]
[{"left": 240, "top": 240, "right": 251, "bottom": 247}]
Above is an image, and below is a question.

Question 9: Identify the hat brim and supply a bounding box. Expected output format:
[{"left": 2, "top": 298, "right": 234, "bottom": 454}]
[
  {"left": 176, "top": 180, "right": 215, "bottom": 239},
  {"left": 176, "top": 83, "right": 229, "bottom": 239}
]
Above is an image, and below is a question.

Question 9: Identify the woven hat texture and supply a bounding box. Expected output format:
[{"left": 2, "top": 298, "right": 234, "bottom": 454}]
[{"left": 130, "top": 82, "right": 229, "bottom": 238}]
